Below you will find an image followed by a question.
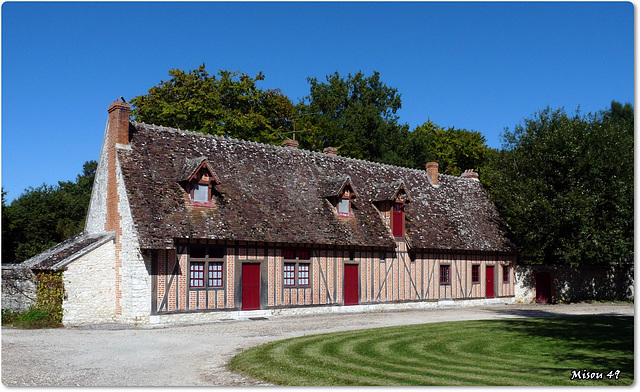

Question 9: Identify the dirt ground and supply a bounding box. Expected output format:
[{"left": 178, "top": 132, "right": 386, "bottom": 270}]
[{"left": 1, "top": 302, "right": 633, "bottom": 387}]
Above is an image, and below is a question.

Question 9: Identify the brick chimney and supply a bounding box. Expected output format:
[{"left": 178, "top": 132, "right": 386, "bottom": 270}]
[
  {"left": 323, "top": 147, "right": 338, "bottom": 156},
  {"left": 282, "top": 139, "right": 299, "bottom": 148},
  {"left": 105, "top": 99, "right": 130, "bottom": 317},
  {"left": 426, "top": 162, "right": 439, "bottom": 185},
  {"left": 107, "top": 99, "right": 130, "bottom": 146},
  {"left": 460, "top": 169, "right": 479, "bottom": 181}
]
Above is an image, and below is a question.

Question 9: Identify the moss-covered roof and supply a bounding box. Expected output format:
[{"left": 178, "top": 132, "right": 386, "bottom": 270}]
[{"left": 117, "top": 122, "right": 516, "bottom": 253}]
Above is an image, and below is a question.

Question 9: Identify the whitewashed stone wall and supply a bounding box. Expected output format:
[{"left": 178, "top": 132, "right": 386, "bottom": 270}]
[
  {"left": 116, "top": 159, "right": 152, "bottom": 324},
  {"left": 514, "top": 265, "right": 536, "bottom": 303},
  {"left": 85, "top": 122, "right": 110, "bottom": 234},
  {"left": 62, "top": 240, "right": 117, "bottom": 324},
  {"left": 514, "top": 263, "right": 633, "bottom": 304}
]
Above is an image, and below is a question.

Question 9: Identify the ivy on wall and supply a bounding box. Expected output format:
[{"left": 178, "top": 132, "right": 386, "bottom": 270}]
[{"left": 35, "top": 271, "right": 65, "bottom": 324}]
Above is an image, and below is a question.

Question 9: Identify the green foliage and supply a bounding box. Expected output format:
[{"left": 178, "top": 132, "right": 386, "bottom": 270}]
[
  {"left": 129, "top": 66, "right": 491, "bottom": 173},
  {"left": 2, "top": 161, "right": 96, "bottom": 264},
  {"left": 130, "top": 64, "right": 296, "bottom": 144},
  {"left": 230, "top": 316, "right": 633, "bottom": 386},
  {"left": 1, "top": 271, "right": 65, "bottom": 328},
  {"left": 16, "top": 308, "right": 52, "bottom": 327},
  {"left": 405, "top": 120, "right": 490, "bottom": 175},
  {"left": 35, "top": 271, "right": 65, "bottom": 324},
  {"left": 297, "top": 71, "right": 411, "bottom": 165},
  {"left": 2, "top": 308, "right": 19, "bottom": 324},
  {"left": 484, "top": 102, "right": 633, "bottom": 266}
]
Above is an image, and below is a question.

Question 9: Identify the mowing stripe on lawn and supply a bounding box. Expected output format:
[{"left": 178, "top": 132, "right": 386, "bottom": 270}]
[{"left": 229, "top": 316, "right": 633, "bottom": 386}]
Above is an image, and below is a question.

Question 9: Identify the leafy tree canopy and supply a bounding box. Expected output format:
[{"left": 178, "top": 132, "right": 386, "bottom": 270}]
[
  {"left": 405, "top": 120, "right": 491, "bottom": 175},
  {"left": 483, "top": 101, "right": 633, "bottom": 266},
  {"left": 296, "top": 71, "right": 411, "bottom": 166},
  {"left": 130, "top": 64, "right": 296, "bottom": 144},
  {"left": 2, "top": 161, "right": 97, "bottom": 264}
]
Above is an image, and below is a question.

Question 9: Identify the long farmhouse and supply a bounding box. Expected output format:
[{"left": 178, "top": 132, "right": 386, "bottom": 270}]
[{"left": 19, "top": 100, "right": 517, "bottom": 325}]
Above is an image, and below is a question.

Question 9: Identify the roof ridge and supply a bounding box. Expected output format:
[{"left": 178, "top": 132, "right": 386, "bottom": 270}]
[{"left": 132, "top": 121, "right": 435, "bottom": 177}]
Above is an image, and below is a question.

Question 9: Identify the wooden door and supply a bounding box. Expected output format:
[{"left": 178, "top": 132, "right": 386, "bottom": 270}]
[
  {"left": 392, "top": 203, "right": 404, "bottom": 237},
  {"left": 485, "top": 266, "right": 495, "bottom": 299},
  {"left": 343, "top": 264, "right": 359, "bottom": 306},
  {"left": 535, "top": 271, "right": 551, "bottom": 303},
  {"left": 242, "top": 263, "right": 260, "bottom": 310}
]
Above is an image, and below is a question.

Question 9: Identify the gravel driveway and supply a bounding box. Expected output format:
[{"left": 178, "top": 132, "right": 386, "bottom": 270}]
[{"left": 1, "top": 303, "right": 633, "bottom": 386}]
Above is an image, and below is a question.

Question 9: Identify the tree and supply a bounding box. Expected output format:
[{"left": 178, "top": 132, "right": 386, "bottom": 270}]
[
  {"left": 406, "top": 120, "right": 490, "bottom": 175},
  {"left": 2, "top": 161, "right": 97, "bottom": 264},
  {"left": 483, "top": 102, "right": 633, "bottom": 266},
  {"left": 130, "top": 64, "right": 296, "bottom": 144},
  {"left": 297, "top": 71, "right": 411, "bottom": 166}
]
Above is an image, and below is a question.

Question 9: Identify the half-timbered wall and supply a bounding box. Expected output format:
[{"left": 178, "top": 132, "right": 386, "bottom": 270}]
[{"left": 151, "top": 239, "right": 516, "bottom": 315}]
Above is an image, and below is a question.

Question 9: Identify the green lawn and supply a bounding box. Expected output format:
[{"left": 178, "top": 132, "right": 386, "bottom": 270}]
[{"left": 229, "top": 316, "right": 633, "bottom": 386}]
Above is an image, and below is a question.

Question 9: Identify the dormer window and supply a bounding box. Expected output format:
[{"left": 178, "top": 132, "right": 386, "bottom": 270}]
[
  {"left": 181, "top": 157, "right": 220, "bottom": 206},
  {"left": 373, "top": 180, "right": 411, "bottom": 238},
  {"left": 322, "top": 175, "right": 357, "bottom": 218}
]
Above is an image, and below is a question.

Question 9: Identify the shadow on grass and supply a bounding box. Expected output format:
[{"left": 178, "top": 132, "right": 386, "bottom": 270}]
[{"left": 485, "top": 316, "right": 633, "bottom": 378}]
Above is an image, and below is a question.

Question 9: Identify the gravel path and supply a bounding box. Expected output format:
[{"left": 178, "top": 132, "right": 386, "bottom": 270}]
[{"left": 1, "top": 302, "right": 633, "bottom": 386}]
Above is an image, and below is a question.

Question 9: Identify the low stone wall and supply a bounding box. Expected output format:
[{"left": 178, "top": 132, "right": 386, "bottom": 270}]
[
  {"left": 515, "top": 263, "right": 633, "bottom": 304},
  {"left": 1, "top": 265, "right": 36, "bottom": 312}
]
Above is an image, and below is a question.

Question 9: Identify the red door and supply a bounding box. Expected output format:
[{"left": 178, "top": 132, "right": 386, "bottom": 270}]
[
  {"left": 392, "top": 203, "right": 404, "bottom": 237},
  {"left": 242, "top": 264, "right": 260, "bottom": 310},
  {"left": 536, "top": 271, "right": 551, "bottom": 303},
  {"left": 344, "top": 264, "right": 359, "bottom": 305},
  {"left": 486, "top": 266, "right": 495, "bottom": 299}
]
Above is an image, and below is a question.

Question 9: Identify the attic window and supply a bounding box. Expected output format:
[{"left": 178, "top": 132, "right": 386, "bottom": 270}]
[
  {"left": 193, "top": 183, "right": 209, "bottom": 202},
  {"left": 335, "top": 188, "right": 355, "bottom": 217},
  {"left": 182, "top": 158, "right": 220, "bottom": 206},
  {"left": 338, "top": 198, "right": 350, "bottom": 214}
]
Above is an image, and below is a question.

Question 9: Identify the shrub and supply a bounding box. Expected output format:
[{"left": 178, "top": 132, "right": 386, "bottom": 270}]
[
  {"left": 15, "top": 307, "right": 59, "bottom": 329},
  {"left": 2, "top": 309, "right": 19, "bottom": 325}
]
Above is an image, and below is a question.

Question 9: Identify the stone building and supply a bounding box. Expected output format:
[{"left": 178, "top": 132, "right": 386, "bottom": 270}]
[{"left": 11, "top": 100, "right": 518, "bottom": 325}]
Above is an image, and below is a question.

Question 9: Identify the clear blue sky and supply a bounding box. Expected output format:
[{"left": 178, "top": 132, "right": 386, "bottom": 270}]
[{"left": 2, "top": 2, "right": 634, "bottom": 202}]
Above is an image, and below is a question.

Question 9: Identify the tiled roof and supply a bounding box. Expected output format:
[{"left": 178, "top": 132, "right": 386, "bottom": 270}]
[
  {"left": 118, "top": 122, "right": 516, "bottom": 252},
  {"left": 22, "top": 232, "right": 115, "bottom": 271}
]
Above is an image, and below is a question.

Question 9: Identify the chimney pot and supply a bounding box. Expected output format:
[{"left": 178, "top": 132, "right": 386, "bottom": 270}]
[
  {"left": 323, "top": 146, "right": 338, "bottom": 156},
  {"left": 282, "top": 139, "right": 299, "bottom": 148},
  {"left": 426, "top": 162, "right": 439, "bottom": 186},
  {"left": 108, "top": 99, "right": 130, "bottom": 146}
]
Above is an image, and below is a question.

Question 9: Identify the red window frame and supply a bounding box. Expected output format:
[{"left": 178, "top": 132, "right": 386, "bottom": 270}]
[
  {"left": 472, "top": 265, "right": 480, "bottom": 283},
  {"left": 208, "top": 262, "right": 224, "bottom": 288},
  {"left": 283, "top": 263, "right": 296, "bottom": 286},
  {"left": 298, "top": 263, "right": 310, "bottom": 286},
  {"left": 190, "top": 262, "right": 205, "bottom": 288},
  {"left": 503, "top": 266, "right": 510, "bottom": 283},
  {"left": 440, "top": 265, "right": 451, "bottom": 285},
  {"left": 283, "top": 250, "right": 312, "bottom": 287},
  {"left": 188, "top": 245, "right": 225, "bottom": 289}
]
